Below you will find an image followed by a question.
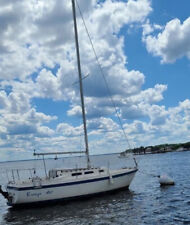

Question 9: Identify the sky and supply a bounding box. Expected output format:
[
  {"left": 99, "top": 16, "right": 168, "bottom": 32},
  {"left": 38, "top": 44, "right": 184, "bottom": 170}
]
[{"left": 0, "top": 0, "right": 190, "bottom": 161}]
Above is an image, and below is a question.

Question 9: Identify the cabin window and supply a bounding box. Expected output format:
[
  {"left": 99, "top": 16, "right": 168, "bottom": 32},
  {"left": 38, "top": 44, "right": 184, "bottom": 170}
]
[
  {"left": 72, "top": 172, "right": 82, "bottom": 176},
  {"left": 99, "top": 169, "right": 104, "bottom": 173},
  {"left": 84, "top": 171, "right": 94, "bottom": 175}
]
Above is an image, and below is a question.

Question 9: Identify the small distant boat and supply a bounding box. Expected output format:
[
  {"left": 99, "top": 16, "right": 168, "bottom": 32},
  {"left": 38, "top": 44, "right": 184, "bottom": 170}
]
[{"left": 0, "top": 0, "right": 138, "bottom": 207}]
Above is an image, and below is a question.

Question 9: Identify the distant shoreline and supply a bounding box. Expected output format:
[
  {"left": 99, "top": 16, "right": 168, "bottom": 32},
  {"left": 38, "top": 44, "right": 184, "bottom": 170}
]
[
  {"left": 133, "top": 148, "right": 190, "bottom": 155},
  {"left": 121, "top": 141, "right": 190, "bottom": 156}
]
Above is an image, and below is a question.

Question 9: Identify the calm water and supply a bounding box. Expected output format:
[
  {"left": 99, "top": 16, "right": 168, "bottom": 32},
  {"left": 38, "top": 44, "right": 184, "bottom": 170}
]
[{"left": 0, "top": 151, "right": 190, "bottom": 225}]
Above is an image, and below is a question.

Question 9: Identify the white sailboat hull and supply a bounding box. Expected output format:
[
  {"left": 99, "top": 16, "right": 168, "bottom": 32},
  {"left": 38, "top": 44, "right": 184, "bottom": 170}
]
[{"left": 6, "top": 168, "right": 137, "bottom": 206}]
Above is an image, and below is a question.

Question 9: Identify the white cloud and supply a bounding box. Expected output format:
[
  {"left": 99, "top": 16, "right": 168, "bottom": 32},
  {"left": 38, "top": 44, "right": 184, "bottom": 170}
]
[
  {"left": 148, "top": 105, "right": 168, "bottom": 126},
  {"left": 91, "top": 0, "right": 152, "bottom": 36},
  {"left": 67, "top": 105, "right": 82, "bottom": 117},
  {"left": 37, "top": 126, "right": 55, "bottom": 137},
  {"left": 88, "top": 117, "right": 119, "bottom": 134},
  {"left": 36, "top": 69, "right": 61, "bottom": 99},
  {"left": 142, "top": 19, "right": 163, "bottom": 36},
  {"left": 125, "top": 84, "right": 167, "bottom": 108},
  {"left": 0, "top": 88, "right": 57, "bottom": 154},
  {"left": 143, "top": 17, "right": 190, "bottom": 63},
  {"left": 56, "top": 123, "right": 83, "bottom": 137},
  {"left": 121, "top": 99, "right": 190, "bottom": 148},
  {"left": 120, "top": 84, "right": 167, "bottom": 120},
  {"left": 0, "top": 91, "right": 30, "bottom": 114}
]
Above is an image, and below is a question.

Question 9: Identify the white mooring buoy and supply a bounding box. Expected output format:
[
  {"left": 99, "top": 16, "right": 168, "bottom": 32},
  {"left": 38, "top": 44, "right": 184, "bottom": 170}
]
[{"left": 158, "top": 175, "right": 175, "bottom": 186}]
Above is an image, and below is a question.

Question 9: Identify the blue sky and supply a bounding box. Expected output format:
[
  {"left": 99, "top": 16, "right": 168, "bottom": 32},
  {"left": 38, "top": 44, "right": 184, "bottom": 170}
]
[{"left": 0, "top": 0, "right": 190, "bottom": 161}]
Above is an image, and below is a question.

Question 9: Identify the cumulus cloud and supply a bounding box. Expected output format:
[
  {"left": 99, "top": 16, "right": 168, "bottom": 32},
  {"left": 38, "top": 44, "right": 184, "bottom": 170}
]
[
  {"left": 88, "top": 117, "right": 119, "bottom": 134},
  {"left": 121, "top": 99, "right": 190, "bottom": 148},
  {"left": 0, "top": 91, "right": 30, "bottom": 114},
  {"left": 0, "top": 87, "right": 56, "bottom": 156},
  {"left": 143, "top": 17, "right": 190, "bottom": 63},
  {"left": 142, "top": 19, "right": 163, "bottom": 36},
  {"left": 119, "top": 84, "right": 167, "bottom": 120},
  {"left": 148, "top": 105, "right": 168, "bottom": 125},
  {"left": 56, "top": 123, "right": 83, "bottom": 137}
]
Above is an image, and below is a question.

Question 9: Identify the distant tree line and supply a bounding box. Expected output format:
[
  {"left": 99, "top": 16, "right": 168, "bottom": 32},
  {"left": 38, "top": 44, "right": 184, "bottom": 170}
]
[{"left": 123, "top": 141, "right": 190, "bottom": 155}]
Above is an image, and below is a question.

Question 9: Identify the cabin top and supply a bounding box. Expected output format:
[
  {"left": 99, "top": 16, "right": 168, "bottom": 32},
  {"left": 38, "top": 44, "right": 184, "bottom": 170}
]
[{"left": 49, "top": 167, "right": 106, "bottom": 178}]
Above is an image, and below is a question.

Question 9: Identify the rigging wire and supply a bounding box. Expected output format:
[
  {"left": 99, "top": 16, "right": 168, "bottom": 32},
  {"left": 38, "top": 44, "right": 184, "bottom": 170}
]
[{"left": 76, "top": 0, "right": 132, "bottom": 150}]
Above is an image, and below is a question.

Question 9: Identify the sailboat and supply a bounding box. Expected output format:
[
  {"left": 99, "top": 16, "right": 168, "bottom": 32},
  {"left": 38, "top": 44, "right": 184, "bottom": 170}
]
[{"left": 0, "top": 0, "right": 138, "bottom": 207}]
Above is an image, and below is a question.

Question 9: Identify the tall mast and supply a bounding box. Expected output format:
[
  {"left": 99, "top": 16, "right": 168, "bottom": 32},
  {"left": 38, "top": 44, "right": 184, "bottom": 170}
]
[{"left": 71, "top": 0, "right": 90, "bottom": 168}]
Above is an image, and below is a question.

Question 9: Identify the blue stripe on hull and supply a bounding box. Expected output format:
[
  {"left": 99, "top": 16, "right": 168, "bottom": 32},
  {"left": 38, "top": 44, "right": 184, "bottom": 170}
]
[{"left": 7, "top": 169, "right": 138, "bottom": 191}]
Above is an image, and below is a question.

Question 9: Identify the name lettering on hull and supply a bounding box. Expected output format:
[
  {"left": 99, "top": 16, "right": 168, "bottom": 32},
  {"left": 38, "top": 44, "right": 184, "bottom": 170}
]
[{"left": 26, "top": 190, "right": 53, "bottom": 198}]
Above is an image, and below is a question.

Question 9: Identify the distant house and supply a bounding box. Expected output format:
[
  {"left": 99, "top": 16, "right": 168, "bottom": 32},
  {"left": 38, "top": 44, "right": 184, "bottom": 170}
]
[
  {"left": 165, "top": 146, "right": 172, "bottom": 152},
  {"left": 145, "top": 147, "right": 152, "bottom": 153},
  {"left": 176, "top": 147, "right": 185, "bottom": 152}
]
